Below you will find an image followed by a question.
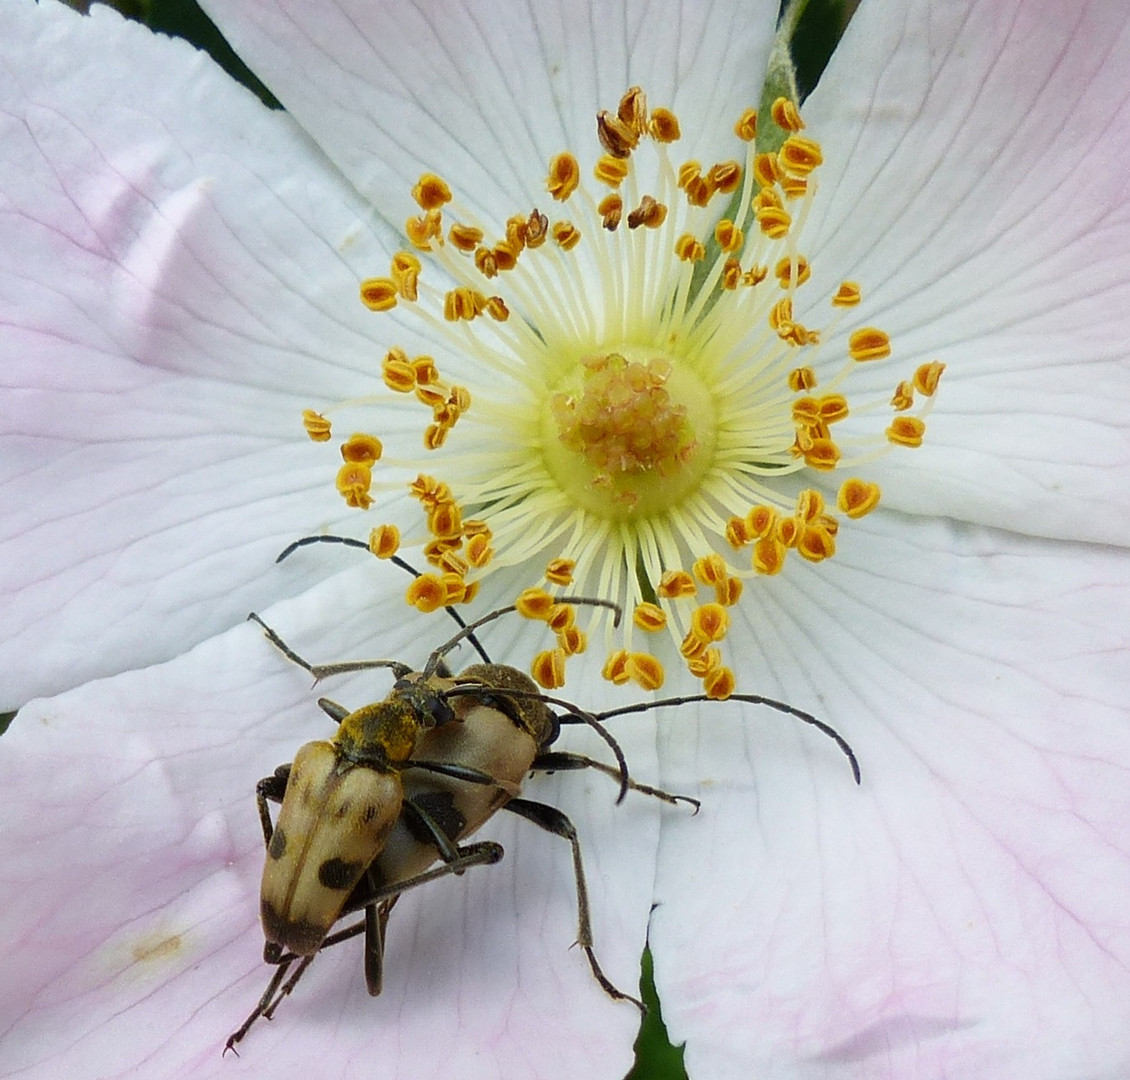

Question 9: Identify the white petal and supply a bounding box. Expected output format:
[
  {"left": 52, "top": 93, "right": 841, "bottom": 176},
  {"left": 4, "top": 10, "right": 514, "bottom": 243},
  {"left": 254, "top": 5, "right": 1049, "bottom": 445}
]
[
  {"left": 650, "top": 513, "right": 1130, "bottom": 1077},
  {"left": 0, "top": 2, "right": 402, "bottom": 706},
  {"left": 200, "top": 0, "right": 779, "bottom": 222},
  {"left": 0, "top": 569, "right": 662, "bottom": 1079},
  {"left": 798, "top": 0, "right": 1130, "bottom": 545}
]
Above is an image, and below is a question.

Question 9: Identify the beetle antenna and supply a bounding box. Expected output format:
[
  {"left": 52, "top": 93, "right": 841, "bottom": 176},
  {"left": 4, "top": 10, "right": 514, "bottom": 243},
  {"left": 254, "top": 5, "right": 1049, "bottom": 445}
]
[
  {"left": 572, "top": 693, "right": 861, "bottom": 784},
  {"left": 422, "top": 596, "right": 623, "bottom": 680},
  {"left": 275, "top": 534, "right": 492, "bottom": 664}
]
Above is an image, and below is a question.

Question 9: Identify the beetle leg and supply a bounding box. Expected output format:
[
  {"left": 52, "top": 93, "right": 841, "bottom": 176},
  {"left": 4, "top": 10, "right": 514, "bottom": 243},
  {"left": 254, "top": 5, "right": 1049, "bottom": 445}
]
[
  {"left": 254, "top": 765, "right": 291, "bottom": 848},
  {"left": 363, "top": 890, "right": 398, "bottom": 996},
  {"left": 223, "top": 957, "right": 294, "bottom": 1055},
  {"left": 531, "top": 751, "right": 699, "bottom": 812},
  {"left": 502, "top": 797, "right": 645, "bottom": 1014}
]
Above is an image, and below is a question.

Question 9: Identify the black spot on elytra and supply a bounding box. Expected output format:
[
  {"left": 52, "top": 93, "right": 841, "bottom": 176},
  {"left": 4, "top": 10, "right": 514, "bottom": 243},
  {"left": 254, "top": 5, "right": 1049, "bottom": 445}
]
[
  {"left": 318, "top": 857, "right": 364, "bottom": 891},
  {"left": 407, "top": 790, "right": 466, "bottom": 843},
  {"left": 267, "top": 825, "right": 287, "bottom": 860}
]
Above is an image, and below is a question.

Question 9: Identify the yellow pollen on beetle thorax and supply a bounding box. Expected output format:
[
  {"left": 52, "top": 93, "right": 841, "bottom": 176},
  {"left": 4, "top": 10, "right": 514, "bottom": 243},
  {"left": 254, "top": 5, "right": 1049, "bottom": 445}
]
[{"left": 302, "top": 88, "right": 946, "bottom": 697}]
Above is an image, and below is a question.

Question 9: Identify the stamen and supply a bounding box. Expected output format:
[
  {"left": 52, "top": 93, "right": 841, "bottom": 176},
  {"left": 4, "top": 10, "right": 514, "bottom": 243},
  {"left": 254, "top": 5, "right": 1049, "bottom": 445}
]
[{"left": 305, "top": 89, "right": 944, "bottom": 691}]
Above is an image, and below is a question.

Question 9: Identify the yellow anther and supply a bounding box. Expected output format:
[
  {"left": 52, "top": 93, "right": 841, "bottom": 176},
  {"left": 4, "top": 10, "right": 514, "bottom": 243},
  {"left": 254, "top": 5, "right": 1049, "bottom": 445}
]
[
  {"left": 381, "top": 349, "right": 415, "bottom": 393},
  {"left": 558, "top": 624, "right": 587, "bottom": 656},
  {"left": 797, "top": 523, "right": 836, "bottom": 562},
  {"left": 779, "top": 135, "right": 823, "bottom": 175},
  {"left": 756, "top": 205, "right": 792, "bottom": 239},
  {"left": 795, "top": 489, "right": 825, "bottom": 522},
  {"left": 474, "top": 246, "right": 498, "bottom": 278},
  {"left": 368, "top": 524, "right": 401, "bottom": 559},
  {"left": 423, "top": 424, "right": 448, "bottom": 450},
  {"left": 914, "top": 361, "right": 946, "bottom": 396},
  {"left": 770, "top": 96, "right": 804, "bottom": 132},
  {"left": 415, "top": 384, "right": 446, "bottom": 409},
  {"left": 849, "top": 327, "right": 892, "bottom": 362},
  {"left": 524, "top": 209, "right": 549, "bottom": 248},
  {"left": 504, "top": 214, "right": 529, "bottom": 251},
  {"left": 837, "top": 478, "right": 881, "bottom": 519},
  {"left": 617, "top": 86, "right": 649, "bottom": 137},
  {"left": 437, "top": 549, "right": 469, "bottom": 576},
  {"left": 437, "top": 572, "right": 466, "bottom": 603},
  {"left": 597, "top": 110, "right": 639, "bottom": 158},
  {"left": 428, "top": 501, "right": 462, "bottom": 540},
  {"left": 594, "top": 154, "right": 631, "bottom": 187},
  {"left": 485, "top": 296, "right": 509, "bottom": 322},
  {"left": 627, "top": 653, "right": 665, "bottom": 691},
  {"left": 405, "top": 210, "right": 443, "bottom": 249},
  {"left": 704, "top": 666, "right": 735, "bottom": 700},
  {"left": 465, "top": 532, "right": 493, "bottom": 568},
  {"left": 409, "top": 355, "right": 437, "bottom": 385},
  {"left": 492, "top": 242, "right": 519, "bottom": 272},
  {"left": 715, "top": 576, "right": 743, "bottom": 607},
  {"left": 747, "top": 504, "right": 777, "bottom": 538},
  {"left": 734, "top": 107, "right": 758, "bottom": 141},
  {"left": 720, "top": 257, "right": 742, "bottom": 290},
  {"left": 818, "top": 394, "right": 849, "bottom": 423},
  {"left": 443, "top": 287, "right": 488, "bottom": 322},
  {"left": 891, "top": 379, "right": 915, "bottom": 411},
  {"left": 680, "top": 629, "right": 709, "bottom": 660},
  {"left": 410, "top": 475, "right": 450, "bottom": 505},
  {"left": 516, "top": 588, "right": 555, "bottom": 620},
  {"left": 674, "top": 233, "right": 706, "bottom": 262},
  {"left": 775, "top": 254, "right": 811, "bottom": 288},
  {"left": 687, "top": 648, "right": 722, "bottom": 680},
  {"left": 633, "top": 602, "right": 667, "bottom": 632},
  {"left": 725, "top": 515, "right": 753, "bottom": 548},
  {"left": 449, "top": 386, "right": 471, "bottom": 413},
  {"left": 800, "top": 437, "right": 841, "bottom": 470},
  {"left": 752, "top": 152, "right": 782, "bottom": 187},
  {"left": 547, "top": 153, "right": 581, "bottom": 201},
  {"left": 335, "top": 462, "right": 373, "bottom": 509},
  {"left": 832, "top": 281, "right": 862, "bottom": 307},
  {"left": 531, "top": 649, "right": 566, "bottom": 690},
  {"left": 412, "top": 174, "right": 452, "bottom": 210},
  {"left": 782, "top": 176, "right": 808, "bottom": 200},
  {"left": 788, "top": 367, "right": 817, "bottom": 392},
  {"left": 648, "top": 107, "right": 681, "bottom": 142},
  {"left": 684, "top": 174, "right": 714, "bottom": 207},
  {"left": 462, "top": 518, "right": 490, "bottom": 536},
  {"left": 714, "top": 219, "right": 744, "bottom": 253},
  {"left": 449, "top": 223, "right": 484, "bottom": 252},
  {"left": 390, "top": 251, "right": 422, "bottom": 301},
  {"left": 706, "top": 161, "right": 741, "bottom": 195},
  {"left": 359, "top": 277, "right": 398, "bottom": 311},
  {"left": 302, "top": 409, "right": 332, "bottom": 442},
  {"left": 691, "top": 602, "right": 729, "bottom": 641},
  {"left": 752, "top": 535, "right": 786, "bottom": 575},
  {"left": 406, "top": 573, "right": 446, "bottom": 613},
  {"left": 693, "top": 553, "right": 727, "bottom": 586},
  {"left": 887, "top": 416, "right": 927, "bottom": 448},
  {"left": 627, "top": 196, "right": 667, "bottom": 230},
  {"left": 547, "top": 603, "right": 575, "bottom": 633},
  {"left": 776, "top": 516, "right": 800, "bottom": 547},
  {"left": 545, "top": 558, "right": 576, "bottom": 586},
  {"left": 341, "top": 433, "right": 383, "bottom": 465},
  {"left": 552, "top": 221, "right": 581, "bottom": 250},
  {"left": 677, "top": 161, "right": 702, "bottom": 189},
  {"left": 742, "top": 265, "right": 768, "bottom": 287},
  {"left": 598, "top": 193, "right": 623, "bottom": 231},
  {"left": 602, "top": 649, "right": 631, "bottom": 685},
  {"left": 658, "top": 569, "right": 697, "bottom": 599}
]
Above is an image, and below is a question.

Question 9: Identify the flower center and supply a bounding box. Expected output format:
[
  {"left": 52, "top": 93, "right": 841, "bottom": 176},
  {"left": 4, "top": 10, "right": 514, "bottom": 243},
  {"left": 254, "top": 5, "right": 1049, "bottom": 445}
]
[
  {"left": 543, "top": 348, "right": 714, "bottom": 520},
  {"left": 299, "top": 90, "right": 945, "bottom": 697}
]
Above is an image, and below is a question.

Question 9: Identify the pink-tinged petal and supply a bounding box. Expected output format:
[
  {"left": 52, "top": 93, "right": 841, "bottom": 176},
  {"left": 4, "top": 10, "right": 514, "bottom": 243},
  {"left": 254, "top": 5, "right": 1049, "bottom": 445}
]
[
  {"left": 649, "top": 514, "right": 1130, "bottom": 1078},
  {"left": 0, "top": 2, "right": 405, "bottom": 707},
  {"left": 199, "top": 0, "right": 778, "bottom": 224},
  {"left": 798, "top": 0, "right": 1130, "bottom": 546},
  {"left": 0, "top": 566, "right": 663, "bottom": 1080}
]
